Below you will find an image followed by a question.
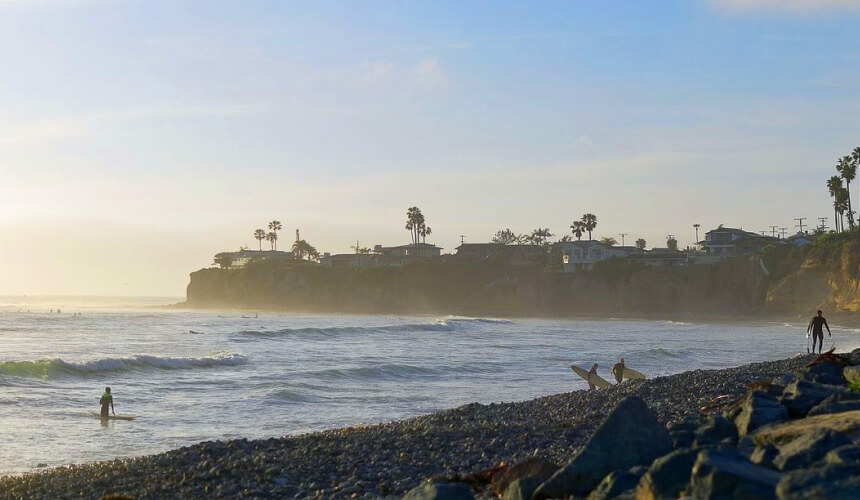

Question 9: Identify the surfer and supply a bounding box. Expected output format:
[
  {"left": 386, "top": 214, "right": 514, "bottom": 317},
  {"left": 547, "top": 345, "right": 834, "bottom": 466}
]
[
  {"left": 611, "top": 358, "right": 625, "bottom": 384},
  {"left": 587, "top": 363, "right": 599, "bottom": 391},
  {"left": 807, "top": 310, "right": 831, "bottom": 354},
  {"left": 99, "top": 387, "right": 115, "bottom": 418}
]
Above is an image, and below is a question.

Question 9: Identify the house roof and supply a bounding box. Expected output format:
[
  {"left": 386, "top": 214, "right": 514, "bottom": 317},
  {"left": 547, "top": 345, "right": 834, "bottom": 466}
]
[
  {"left": 455, "top": 243, "right": 542, "bottom": 251},
  {"left": 383, "top": 243, "right": 442, "bottom": 250}
]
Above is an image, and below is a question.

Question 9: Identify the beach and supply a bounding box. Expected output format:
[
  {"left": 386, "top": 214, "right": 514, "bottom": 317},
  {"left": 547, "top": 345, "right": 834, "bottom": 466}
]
[{"left": 0, "top": 355, "right": 814, "bottom": 499}]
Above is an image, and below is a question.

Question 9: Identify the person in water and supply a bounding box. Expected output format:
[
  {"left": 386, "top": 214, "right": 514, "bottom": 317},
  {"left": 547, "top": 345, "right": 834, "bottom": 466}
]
[
  {"left": 807, "top": 310, "right": 831, "bottom": 354},
  {"left": 99, "top": 387, "right": 115, "bottom": 418},
  {"left": 587, "top": 363, "right": 599, "bottom": 391},
  {"left": 611, "top": 358, "right": 625, "bottom": 384}
]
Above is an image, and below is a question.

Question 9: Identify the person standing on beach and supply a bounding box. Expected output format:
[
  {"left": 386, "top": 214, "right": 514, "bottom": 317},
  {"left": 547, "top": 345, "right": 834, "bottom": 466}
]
[
  {"left": 807, "top": 310, "right": 831, "bottom": 354},
  {"left": 611, "top": 358, "right": 625, "bottom": 384},
  {"left": 587, "top": 363, "right": 599, "bottom": 391},
  {"left": 99, "top": 387, "right": 115, "bottom": 418}
]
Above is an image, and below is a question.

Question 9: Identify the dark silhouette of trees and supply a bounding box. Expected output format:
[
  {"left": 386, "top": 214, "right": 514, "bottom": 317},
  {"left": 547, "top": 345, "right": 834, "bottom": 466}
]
[
  {"left": 266, "top": 231, "right": 277, "bottom": 250},
  {"left": 213, "top": 252, "right": 234, "bottom": 269},
  {"left": 292, "top": 240, "right": 319, "bottom": 261},
  {"left": 570, "top": 220, "right": 585, "bottom": 241},
  {"left": 528, "top": 227, "right": 554, "bottom": 246},
  {"left": 581, "top": 213, "right": 597, "bottom": 240},
  {"left": 837, "top": 156, "right": 856, "bottom": 230},
  {"left": 599, "top": 236, "right": 617, "bottom": 247},
  {"left": 635, "top": 238, "right": 646, "bottom": 250},
  {"left": 267, "top": 220, "right": 282, "bottom": 250},
  {"left": 492, "top": 229, "right": 517, "bottom": 245},
  {"left": 405, "top": 207, "right": 427, "bottom": 245},
  {"left": 667, "top": 236, "right": 679, "bottom": 252},
  {"left": 828, "top": 175, "right": 846, "bottom": 233},
  {"left": 253, "top": 229, "right": 266, "bottom": 251}
]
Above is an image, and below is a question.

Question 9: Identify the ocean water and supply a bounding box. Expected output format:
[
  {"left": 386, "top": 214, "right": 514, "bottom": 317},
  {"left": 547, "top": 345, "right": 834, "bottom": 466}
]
[{"left": 1, "top": 296, "right": 857, "bottom": 476}]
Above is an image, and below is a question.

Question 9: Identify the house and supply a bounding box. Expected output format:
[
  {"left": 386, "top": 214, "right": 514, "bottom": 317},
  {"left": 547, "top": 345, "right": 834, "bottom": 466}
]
[
  {"left": 455, "top": 243, "right": 544, "bottom": 265},
  {"left": 625, "top": 250, "right": 688, "bottom": 268},
  {"left": 320, "top": 253, "right": 381, "bottom": 268},
  {"left": 320, "top": 243, "right": 442, "bottom": 268},
  {"left": 702, "top": 226, "right": 780, "bottom": 257},
  {"left": 560, "top": 241, "right": 636, "bottom": 272},
  {"left": 213, "top": 249, "right": 295, "bottom": 269}
]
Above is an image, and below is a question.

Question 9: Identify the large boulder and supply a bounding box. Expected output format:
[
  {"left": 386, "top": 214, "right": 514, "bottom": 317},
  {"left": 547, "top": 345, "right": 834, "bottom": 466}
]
[
  {"left": 402, "top": 482, "right": 474, "bottom": 500},
  {"left": 534, "top": 396, "right": 672, "bottom": 498},
  {"left": 750, "top": 444, "right": 779, "bottom": 469},
  {"left": 694, "top": 415, "right": 738, "bottom": 446},
  {"left": 586, "top": 467, "right": 645, "bottom": 500},
  {"left": 807, "top": 392, "right": 860, "bottom": 417},
  {"left": 689, "top": 449, "right": 782, "bottom": 499},
  {"left": 748, "top": 409, "right": 860, "bottom": 447},
  {"left": 843, "top": 365, "right": 860, "bottom": 385},
  {"left": 635, "top": 447, "right": 700, "bottom": 500},
  {"left": 772, "top": 427, "right": 852, "bottom": 471},
  {"left": 501, "top": 478, "right": 541, "bottom": 500},
  {"left": 733, "top": 392, "right": 788, "bottom": 437},
  {"left": 776, "top": 463, "right": 860, "bottom": 499},
  {"left": 821, "top": 444, "right": 860, "bottom": 466},
  {"left": 796, "top": 361, "right": 846, "bottom": 385},
  {"left": 490, "top": 456, "right": 558, "bottom": 497},
  {"left": 780, "top": 380, "right": 843, "bottom": 418}
]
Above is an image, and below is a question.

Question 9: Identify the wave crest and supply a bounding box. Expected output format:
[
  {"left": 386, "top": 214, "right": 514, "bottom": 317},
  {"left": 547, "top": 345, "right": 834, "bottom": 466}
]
[{"left": 232, "top": 317, "right": 513, "bottom": 339}]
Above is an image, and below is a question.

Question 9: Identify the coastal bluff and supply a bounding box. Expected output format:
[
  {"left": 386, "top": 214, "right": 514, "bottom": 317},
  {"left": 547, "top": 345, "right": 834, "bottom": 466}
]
[{"left": 183, "top": 238, "right": 860, "bottom": 320}]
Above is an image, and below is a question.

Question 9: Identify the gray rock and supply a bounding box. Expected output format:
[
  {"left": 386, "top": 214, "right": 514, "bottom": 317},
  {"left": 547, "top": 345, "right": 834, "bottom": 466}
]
[
  {"left": 490, "top": 456, "right": 558, "bottom": 496},
  {"left": 807, "top": 392, "right": 860, "bottom": 416},
  {"left": 843, "top": 365, "right": 860, "bottom": 385},
  {"left": 586, "top": 467, "right": 644, "bottom": 500},
  {"left": 780, "top": 380, "right": 842, "bottom": 418},
  {"left": 796, "top": 362, "right": 845, "bottom": 386},
  {"left": 848, "top": 348, "right": 860, "bottom": 366},
  {"left": 734, "top": 392, "right": 788, "bottom": 437},
  {"left": 402, "top": 482, "right": 474, "bottom": 500},
  {"left": 689, "top": 449, "right": 781, "bottom": 500},
  {"left": 750, "top": 444, "right": 779, "bottom": 468},
  {"left": 776, "top": 463, "right": 860, "bottom": 499},
  {"left": 694, "top": 415, "right": 738, "bottom": 446},
  {"left": 502, "top": 477, "right": 541, "bottom": 500},
  {"left": 773, "top": 427, "right": 852, "bottom": 471},
  {"left": 821, "top": 444, "right": 860, "bottom": 466},
  {"left": 635, "top": 447, "right": 700, "bottom": 500},
  {"left": 534, "top": 396, "right": 672, "bottom": 498}
]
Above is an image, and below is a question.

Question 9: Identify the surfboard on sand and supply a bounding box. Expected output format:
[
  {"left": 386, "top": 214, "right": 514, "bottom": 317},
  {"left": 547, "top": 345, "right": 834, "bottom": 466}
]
[
  {"left": 570, "top": 365, "right": 611, "bottom": 389},
  {"left": 622, "top": 367, "right": 646, "bottom": 380},
  {"left": 90, "top": 412, "right": 136, "bottom": 421}
]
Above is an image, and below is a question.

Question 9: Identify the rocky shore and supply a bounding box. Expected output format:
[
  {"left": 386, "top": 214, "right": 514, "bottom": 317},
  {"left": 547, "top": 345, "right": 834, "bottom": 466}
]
[{"left": 2, "top": 354, "right": 854, "bottom": 499}]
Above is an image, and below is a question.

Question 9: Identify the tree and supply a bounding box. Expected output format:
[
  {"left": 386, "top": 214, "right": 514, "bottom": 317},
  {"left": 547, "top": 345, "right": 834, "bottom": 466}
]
[
  {"left": 213, "top": 252, "right": 234, "bottom": 269},
  {"left": 666, "top": 236, "right": 678, "bottom": 252},
  {"left": 828, "top": 175, "right": 845, "bottom": 233},
  {"left": 514, "top": 233, "right": 528, "bottom": 245},
  {"left": 253, "top": 229, "right": 267, "bottom": 251},
  {"left": 599, "top": 236, "right": 617, "bottom": 247},
  {"left": 581, "top": 213, "right": 597, "bottom": 241},
  {"left": 557, "top": 235, "right": 573, "bottom": 243},
  {"left": 635, "top": 238, "right": 646, "bottom": 250},
  {"left": 291, "top": 239, "right": 320, "bottom": 261},
  {"left": 836, "top": 187, "right": 850, "bottom": 234},
  {"left": 492, "top": 229, "right": 517, "bottom": 245},
  {"left": 405, "top": 207, "right": 425, "bottom": 245},
  {"left": 853, "top": 147, "right": 860, "bottom": 218},
  {"left": 529, "top": 227, "right": 554, "bottom": 246},
  {"left": 837, "top": 156, "right": 856, "bottom": 230},
  {"left": 419, "top": 225, "right": 432, "bottom": 244},
  {"left": 266, "top": 231, "right": 278, "bottom": 250},
  {"left": 570, "top": 220, "right": 585, "bottom": 241},
  {"left": 267, "top": 220, "right": 282, "bottom": 250}
]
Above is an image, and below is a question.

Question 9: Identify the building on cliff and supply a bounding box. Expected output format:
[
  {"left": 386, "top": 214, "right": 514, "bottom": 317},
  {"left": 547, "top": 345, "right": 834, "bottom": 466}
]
[
  {"left": 320, "top": 243, "right": 442, "bottom": 268},
  {"left": 560, "top": 241, "right": 642, "bottom": 272},
  {"left": 213, "top": 249, "right": 295, "bottom": 269},
  {"left": 702, "top": 226, "right": 780, "bottom": 258}
]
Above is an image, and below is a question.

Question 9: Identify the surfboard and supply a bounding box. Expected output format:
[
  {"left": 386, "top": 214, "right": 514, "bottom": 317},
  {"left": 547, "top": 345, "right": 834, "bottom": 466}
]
[
  {"left": 90, "top": 412, "right": 136, "bottom": 421},
  {"left": 622, "top": 367, "right": 646, "bottom": 380},
  {"left": 570, "top": 365, "right": 611, "bottom": 389}
]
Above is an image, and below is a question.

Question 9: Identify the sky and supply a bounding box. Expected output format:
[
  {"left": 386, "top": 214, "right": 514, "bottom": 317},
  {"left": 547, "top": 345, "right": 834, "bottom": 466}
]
[{"left": 1, "top": 0, "right": 860, "bottom": 296}]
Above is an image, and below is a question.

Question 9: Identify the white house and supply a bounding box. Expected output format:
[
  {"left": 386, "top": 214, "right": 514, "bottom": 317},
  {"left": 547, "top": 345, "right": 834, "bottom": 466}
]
[{"left": 560, "top": 241, "right": 634, "bottom": 272}]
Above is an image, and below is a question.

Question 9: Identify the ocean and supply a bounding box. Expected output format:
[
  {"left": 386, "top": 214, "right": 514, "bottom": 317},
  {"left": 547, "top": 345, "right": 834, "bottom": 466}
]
[{"left": 1, "top": 296, "right": 856, "bottom": 476}]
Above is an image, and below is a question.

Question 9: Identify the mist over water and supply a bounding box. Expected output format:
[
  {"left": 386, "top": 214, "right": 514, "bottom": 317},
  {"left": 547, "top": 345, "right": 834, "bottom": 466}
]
[{"left": 1, "top": 297, "right": 858, "bottom": 475}]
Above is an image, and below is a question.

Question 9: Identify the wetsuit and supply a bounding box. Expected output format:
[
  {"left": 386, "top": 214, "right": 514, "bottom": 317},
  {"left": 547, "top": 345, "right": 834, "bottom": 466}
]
[
  {"left": 99, "top": 392, "right": 112, "bottom": 418},
  {"left": 612, "top": 362, "right": 624, "bottom": 384},
  {"left": 808, "top": 315, "right": 830, "bottom": 354}
]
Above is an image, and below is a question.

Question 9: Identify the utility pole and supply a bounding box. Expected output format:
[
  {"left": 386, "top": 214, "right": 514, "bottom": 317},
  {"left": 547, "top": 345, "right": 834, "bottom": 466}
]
[
  {"left": 779, "top": 227, "right": 788, "bottom": 239},
  {"left": 794, "top": 217, "right": 807, "bottom": 235},
  {"left": 693, "top": 224, "right": 701, "bottom": 246},
  {"left": 760, "top": 230, "right": 767, "bottom": 236},
  {"left": 459, "top": 235, "right": 466, "bottom": 245},
  {"left": 295, "top": 229, "right": 300, "bottom": 243},
  {"left": 619, "top": 233, "right": 627, "bottom": 247},
  {"left": 818, "top": 217, "right": 828, "bottom": 231},
  {"left": 770, "top": 226, "right": 778, "bottom": 238}
]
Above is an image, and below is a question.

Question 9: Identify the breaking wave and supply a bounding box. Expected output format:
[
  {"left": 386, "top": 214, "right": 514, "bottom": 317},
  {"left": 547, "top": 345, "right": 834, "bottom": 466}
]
[{"left": 232, "top": 317, "right": 514, "bottom": 339}]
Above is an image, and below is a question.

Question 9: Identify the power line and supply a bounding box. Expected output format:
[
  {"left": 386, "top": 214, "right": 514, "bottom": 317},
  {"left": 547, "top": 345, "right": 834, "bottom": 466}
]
[
  {"left": 794, "top": 217, "right": 807, "bottom": 234},
  {"left": 618, "top": 233, "right": 627, "bottom": 246}
]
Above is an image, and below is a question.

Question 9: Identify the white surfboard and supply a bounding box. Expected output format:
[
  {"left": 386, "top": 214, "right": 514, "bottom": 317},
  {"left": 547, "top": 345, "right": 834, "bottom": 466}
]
[{"left": 571, "top": 365, "right": 611, "bottom": 389}]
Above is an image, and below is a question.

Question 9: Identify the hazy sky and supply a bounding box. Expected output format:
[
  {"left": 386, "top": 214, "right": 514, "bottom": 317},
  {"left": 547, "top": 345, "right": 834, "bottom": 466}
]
[{"left": 2, "top": 0, "right": 860, "bottom": 296}]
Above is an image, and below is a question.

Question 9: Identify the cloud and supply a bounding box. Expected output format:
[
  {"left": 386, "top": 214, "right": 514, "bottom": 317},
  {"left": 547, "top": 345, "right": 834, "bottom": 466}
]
[
  {"left": 710, "top": 0, "right": 860, "bottom": 14},
  {"left": 332, "top": 58, "right": 448, "bottom": 91},
  {"left": 411, "top": 58, "right": 447, "bottom": 90},
  {"left": 572, "top": 135, "right": 593, "bottom": 148}
]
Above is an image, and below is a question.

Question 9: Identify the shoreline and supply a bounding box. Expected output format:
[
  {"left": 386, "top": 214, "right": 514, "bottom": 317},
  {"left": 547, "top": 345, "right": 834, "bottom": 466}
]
[{"left": 0, "top": 355, "right": 815, "bottom": 499}]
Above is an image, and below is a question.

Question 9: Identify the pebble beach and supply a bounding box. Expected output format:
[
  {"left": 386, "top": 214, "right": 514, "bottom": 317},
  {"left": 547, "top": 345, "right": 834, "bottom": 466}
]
[{"left": 0, "top": 355, "right": 815, "bottom": 499}]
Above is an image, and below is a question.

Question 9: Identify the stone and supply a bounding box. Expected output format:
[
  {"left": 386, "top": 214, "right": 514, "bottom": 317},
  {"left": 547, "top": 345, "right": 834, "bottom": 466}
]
[
  {"left": 797, "top": 361, "right": 845, "bottom": 385},
  {"left": 534, "top": 396, "right": 672, "bottom": 499},
  {"left": 490, "top": 456, "right": 558, "bottom": 496},
  {"left": 748, "top": 410, "right": 860, "bottom": 447},
  {"left": 635, "top": 447, "right": 700, "bottom": 500},
  {"left": 586, "top": 467, "right": 644, "bottom": 500},
  {"left": 733, "top": 392, "right": 788, "bottom": 437},
  {"left": 402, "top": 482, "right": 474, "bottom": 500},
  {"left": 776, "top": 463, "right": 860, "bottom": 499},
  {"left": 694, "top": 415, "right": 738, "bottom": 446},
  {"left": 501, "top": 478, "right": 541, "bottom": 500},
  {"left": 750, "top": 444, "right": 779, "bottom": 469},
  {"left": 780, "top": 380, "right": 843, "bottom": 418},
  {"left": 848, "top": 348, "right": 860, "bottom": 366},
  {"left": 843, "top": 365, "right": 860, "bottom": 385},
  {"left": 772, "top": 427, "right": 852, "bottom": 471},
  {"left": 689, "top": 449, "right": 781, "bottom": 500},
  {"left": 822, "top": 444, "right": 860, "bottom": 466},
  {"left": 807, "top": 392, "right": 860, "bottom": 417}
]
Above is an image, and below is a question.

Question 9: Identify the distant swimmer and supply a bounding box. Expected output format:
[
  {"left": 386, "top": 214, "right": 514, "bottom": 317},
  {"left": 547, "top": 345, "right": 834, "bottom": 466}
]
[
  {"left": 807, "top": 310, "right": 831, "bottom": 354},
  {"left": 99, "top": 387, "right": 115, "bottom": 418},
  {"left": 587, "top": 363, "right": 599, "bottom": 391},
  {"left": 611, "top": 358, "right": 625, "bottom": 384}
]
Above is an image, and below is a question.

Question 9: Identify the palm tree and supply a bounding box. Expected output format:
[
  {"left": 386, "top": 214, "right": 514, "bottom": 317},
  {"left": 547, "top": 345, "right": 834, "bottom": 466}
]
[
  {"left": 266, "top": 231, "right": 278, "bottom": 250},
  {"left": 853, "top": 147, "right": 860, "bottom": 217},
  {"left": 420, "top": 225, "right": 432, "bottom": 244},
  {"left": 291, "top": 239, "right": 319, "bottom": 261},
  {"left": 267, "top": 220, "right": 282, "bottom": 250},
  {"left": 837, "top": 156, "right": 856, "bottom": 230},
  {"left": 666, "top": 236, "right": 679, "bottom": 252},
  {"left": 405, "top": 207, "right": 425, "bottom": 245},
  {"left": 492, "top": 229, "right": 517, "bottom": 245},
  {"left": 828, "top": 176, "right": 844, "bottom": 233},
  {"left": 581, "top": 213, "right": 597, "bottom": 241},
  {"left": 557, "top": 235, "right": 573, "bottom": 243},
  {"left": 635, "top": 238, "right": 646, "bottom": 250},
  {"left": 529, "top": 227, "right": 554, "bottom": 246},
  {"left": 570, "top": 220, "right": 585, "bottom": 241},
  {"left": 599, "top": 236, "right": 617, "bottom": 246},
  {"left": 836, "top": 187, "right": 850, "bottom": 233},
  {"left": 253, "top": 229, "right": 266, "bottom": 251}
]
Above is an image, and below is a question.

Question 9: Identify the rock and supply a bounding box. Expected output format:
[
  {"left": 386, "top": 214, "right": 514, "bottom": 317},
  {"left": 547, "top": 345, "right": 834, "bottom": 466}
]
[
  {"left": 402, "top": 482, "right": 474, "bottom": 500},
  {"left": 748, "top": 410, "right": 860, "bottom": 447},
  {"left": 796, "top": 361, "right": 845, "bottom": 385},
  {"left": 733, "top": 392, "right": 788, "bottom": 437},
  {"left": 534, "top": 396, "right": 672, "bottom": 498},
  {"left": 807, "top": 392, "right": 860, "bottom": 416},
  {"left": 750, "top": 444, "right": 779, "bottom": 468},
  {"left": 501, "top": 478, "right": 541, "bottom": 500},
  {"left": 821, "top": 444, "right": 860, "bottom": 466},
  {"left": 689, "top": 449, "right": 781, "bottom": 500},
  {"left": 586, "top": 467, "right": 644, "bottom": 500},
  {"left": 776, "top": 463, "right": 860, "bottom": 499},
  {"left": 843, "top": 365, "right": 860, "bottom": 385},
  {"left": 694, "top": 415, "right": 738, "bottom": 446},
  {"left": 772, "top": 427, "right": 851, "bottom": 471},
  {"left": 848, "top": 348, "right": 860, "bottom": 366},
  {"left": 635, "top": 447, "right": 700, "bottom": 500},
  {"left": 490, "top": 456, "right": 558, "bottom": 496},
  {"left": 780, "top": 380, "right": 843, "bottom": 418}
]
